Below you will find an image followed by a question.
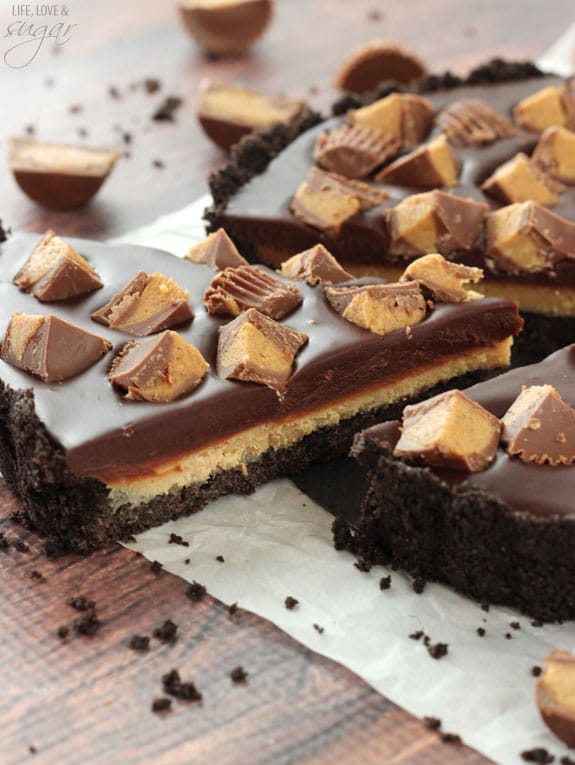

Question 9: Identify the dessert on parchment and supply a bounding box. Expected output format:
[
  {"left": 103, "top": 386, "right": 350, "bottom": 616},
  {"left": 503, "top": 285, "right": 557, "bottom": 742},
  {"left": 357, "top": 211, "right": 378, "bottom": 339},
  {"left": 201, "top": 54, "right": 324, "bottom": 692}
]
[
  {"left": 0, "top": 229, "right": 520, "bottom": 552},
  {"left": 347, "top": 345, "right": 575, "bottom": 621}
]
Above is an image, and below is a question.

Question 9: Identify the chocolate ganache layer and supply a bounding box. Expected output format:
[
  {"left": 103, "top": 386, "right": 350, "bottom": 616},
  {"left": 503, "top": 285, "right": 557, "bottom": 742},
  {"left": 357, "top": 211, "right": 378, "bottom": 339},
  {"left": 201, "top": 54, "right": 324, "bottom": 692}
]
[
  {"left": 349, "top": 345, "right": 575, "bottom": 620},
  {"left": 0, "top": 233, "right": 520, "bottom": 551}
]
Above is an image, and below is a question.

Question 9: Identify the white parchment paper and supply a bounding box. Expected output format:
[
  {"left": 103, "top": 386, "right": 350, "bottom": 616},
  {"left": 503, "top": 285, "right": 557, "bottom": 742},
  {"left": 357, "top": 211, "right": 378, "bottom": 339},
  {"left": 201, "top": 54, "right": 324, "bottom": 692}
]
[{"left": 118, "top": 29, "right": 575, "bottom": 765}]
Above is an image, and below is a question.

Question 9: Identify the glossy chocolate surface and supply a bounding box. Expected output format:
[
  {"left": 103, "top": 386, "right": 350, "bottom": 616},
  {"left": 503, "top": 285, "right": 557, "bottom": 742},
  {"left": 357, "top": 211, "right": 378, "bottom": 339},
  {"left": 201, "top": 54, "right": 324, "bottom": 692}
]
[
  {"left": 362, "top": 345, "right": 575, "bottom": 518},
  {"left": 0, "top": 233, "right": 520, "bottom": 478},
  {"left": 223, "top": 76, "right": 575, "bottom": 286}
]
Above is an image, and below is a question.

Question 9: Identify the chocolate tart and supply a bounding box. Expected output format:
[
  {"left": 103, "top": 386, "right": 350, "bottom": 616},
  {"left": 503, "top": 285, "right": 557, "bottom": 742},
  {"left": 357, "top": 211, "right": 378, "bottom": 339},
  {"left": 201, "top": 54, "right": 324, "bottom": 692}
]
[
  {"left": 347, "top": 345, "right": 575, "bottom": 621},
  {"left": 0, "top": 233, "right": 521, "bottom": 553},
  {"left": 207, "top": 60, "right": 575, "bottom": 366}
]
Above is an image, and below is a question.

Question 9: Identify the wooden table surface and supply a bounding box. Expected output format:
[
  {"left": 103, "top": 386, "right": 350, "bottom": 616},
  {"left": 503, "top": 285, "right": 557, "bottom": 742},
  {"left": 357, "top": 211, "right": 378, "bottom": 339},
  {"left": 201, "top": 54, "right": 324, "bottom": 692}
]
[{"left": 1, "top": 1, "right": 574, "bottom": 762}]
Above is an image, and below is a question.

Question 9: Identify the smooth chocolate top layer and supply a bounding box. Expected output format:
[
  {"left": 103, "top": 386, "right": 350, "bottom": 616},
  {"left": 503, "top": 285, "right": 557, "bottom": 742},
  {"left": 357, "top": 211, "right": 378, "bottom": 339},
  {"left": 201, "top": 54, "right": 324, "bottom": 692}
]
[
  {"left": 222, "top": 75, "right": 575, "bottom": 286},
  {"left": 359, "top": 345, "right": 575, "bottom": 518},
  {"left": 0, "top": 233, "right": 520, "bottom": 479}
]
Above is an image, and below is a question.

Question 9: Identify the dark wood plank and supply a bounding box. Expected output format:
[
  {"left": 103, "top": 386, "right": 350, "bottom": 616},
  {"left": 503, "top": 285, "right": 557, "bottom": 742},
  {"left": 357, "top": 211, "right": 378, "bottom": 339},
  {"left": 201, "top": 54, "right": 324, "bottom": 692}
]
[{"left": 1, "top": 0, "right": 573, "bottom": 761}]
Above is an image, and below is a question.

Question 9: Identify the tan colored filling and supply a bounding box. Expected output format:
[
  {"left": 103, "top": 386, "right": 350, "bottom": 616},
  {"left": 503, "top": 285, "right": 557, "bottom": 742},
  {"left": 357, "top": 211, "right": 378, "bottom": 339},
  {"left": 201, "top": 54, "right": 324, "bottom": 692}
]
[
  {"left": 104, "top": 340, "right": 512, "bottom": 507},
  {"left": 200, "top": 88, "right": 297, "bottom": 128},
  {"left": 10, "top": 139, "right": 117, "bottom": 175},
  {"left": 542, "top": 662, "right": 575, "bottom": 709}
]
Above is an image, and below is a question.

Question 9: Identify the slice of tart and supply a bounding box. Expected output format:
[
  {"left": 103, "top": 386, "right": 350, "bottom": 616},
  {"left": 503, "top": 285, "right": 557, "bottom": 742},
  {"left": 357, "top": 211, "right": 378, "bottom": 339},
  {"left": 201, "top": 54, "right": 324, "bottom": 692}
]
[
  {"left": 0, "top": 231, "right": 521, "bottom": 552},
  {"left": 347, "top": 344, "right": 575, "bottom": 621}
]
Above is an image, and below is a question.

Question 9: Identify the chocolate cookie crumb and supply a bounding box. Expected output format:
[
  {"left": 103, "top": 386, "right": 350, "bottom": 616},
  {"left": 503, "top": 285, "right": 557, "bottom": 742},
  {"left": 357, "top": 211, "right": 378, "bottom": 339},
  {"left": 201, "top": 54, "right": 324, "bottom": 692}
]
[
  {"left": 152, "top": 96, "right": 183, "bottom": 122},
  {"left": 216, "top": 555, "right": 225, "bottom": 563},
  {"left": 521, "top": 748, "right": 554, "bottom": 764},
  {"left": 29, "top": 570, "right": 45, "bottom": 582},
  {"left": 505, "top": 633, "right": 512, "bottom": 640},
  {"left": 68, "top": 596, "right": 95, "bottom": 612},
  {"left": 29, "top": 744, "right": 37, "bottom": 754},
  {"left": 151, "top": 561, "right": 163, "bottom": 575},
  {"left": 0, "top": 533, "right": 8, "bottom": 551},
  {"left": 511, "top": 621, "right": 521, "bottom": 630},
  {"left": 153, "top": 619, "right": 178, "bottom": 644},
  {"left": 228, "top": 602, "right": 238, "bottom": 617},
  {"left": 57, "top": 626, "right": 69, "bottom": 639},
  {"left": 409, "top": 630, "right": 424, "bottom": 641},
  {"left": 285, "top": 596, "right": 299, "bottom": 610},
  {"left": 13, "top": 539, "right": 29, "bottom": 553},
  {"left": 184, "top": 558, "right": 190, "bottom": 565},
  {"left": 413, "top": 577, "right": 426, "bottom": 594},
  {"left": 169, "top": 533, "right": 189, "bottom": 547},
  {"left": 424, "top": 716, "right": 442, "bottom": 730},
  {"left": 428, "top": 642, "right": 448, "bottom": 660},
  {"left": 152, "top": 697, "right": 172, "bottom": 713},
  {"left": 441, "top": 732, "right": 462, "bottom": 744},
  {"left": 162, "top": 669, "right": 202, "bottom": 702},
  {"left": 332, "top": 516, "right": 356, "bottom": 552},
  {"left": 73, "top": 608, "right": 101, "bottom": 636},
  {"left": 379, "top": 575, "right": 392, "bottom": 590},
  {"left": 477, "top": 627, "right": 486, "bottom": 637},
  {"left": 152, "top": 159, "right": 165, "bottom": 169},
  {"left": 354, "top": 557, "right": 371, "bottom": 572},
  {"left": 186, "top": 581, "right": 207, "bottom": 602},
  {"left": 129, "top": 635, "right": 150, "bottom": 651},
  {"left": 230, "top": 666, "right": 248, "bottom": 684},
  {"left": 25, "top": 125, "right": 35, "bottom": 135},
  {"left": 313, "top": 624, "right": 325, "bottom": 634},
  {"left": 108, "top": 86, "right": 121, "bottom": 100},
  {"left": 560, "top": 757, "right": 575, "bottom": 765},
  {"left": 481, "top": 602, "right": 490, "bottom": 612},
  {"left": 532, "top": 666, "right": 542, "bottom": 677},
  {"left": 69, "top": 104, "right": 83, "bottom": 114},
  {"left": 144, "top": 78, "right": 161, "bottom": 95}
]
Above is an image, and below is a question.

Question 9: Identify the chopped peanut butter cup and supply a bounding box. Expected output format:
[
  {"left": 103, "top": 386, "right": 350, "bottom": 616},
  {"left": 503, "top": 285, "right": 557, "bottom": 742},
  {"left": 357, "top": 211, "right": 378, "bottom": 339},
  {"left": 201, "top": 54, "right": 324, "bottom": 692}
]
[
  {"left": 532, "top": 126, "right": 575, "bottom": 184},
  {"left": 376, "top": 134, "right": 460, "bottom": 187},
  {"left": 335, "top": 41, "right": 427, "bottom": 93},
  {"left": 350, "top": 93, "right": 434, "bottom": 147},
  {"left": 400, "top": 253, "right": 483, "bottom": 303},
  {"left": 325, "top": 281, "right": 427, "bottom": 336},
  {"left": 387, "top": 190, "right": 487, "bottom": 258},
  {"left": 279, "top": 245, "right": 354, "bottom": 286},
  {"left": 536, "top": 649, "right": 575, "bottom": 748},
  {"left": 14, "top": 230, "right": 103, "bottom": 302},
  {"left": 314, "top": 124, "right": 400, "bottom": 179},
  {"left": 513, "top": 84, "right": 575, "bottom": 133},
  {"left": 1, "top": 312, "right": 111, "bottom": 382},
  {"left": 290, "top": 167, "right": 388, "bottom": 233},
  {"left": 481, "top": 153, "right": 562, "bottom": 206},
  {"left": 437, "top": 99, "right": 516, "bottom": 147},
  {"left": 486, "top": 202, "right": 575, "bottom": 274},
  {"left": 109, "top": 331, "right": 208, "bottom": 403},
  {"left": 501, "top": 384, "right": 575, "bottom": 465},
  {"left": 394, "top": 389, "right": 502, "bottom": 472},
  {"left": 204, "top": 265, "right": 301, "bottom": 319},
  {"left": 8, "top": 137, "right": 119, "bottom": 211},
  {"left": 196, "top": 80, "right": 307, "bottom": 151},
  {"left": 185, "top": 228, "right": 248, "bottom": 270},
  {"left": 217, "top": 308, "right": 308, "bottom": 393},
  {"left": 91, "top": 271, "right": 194, "bottom": 336},
  {"left": 179, "top": 0, "right": 273, "bottom": 55}
]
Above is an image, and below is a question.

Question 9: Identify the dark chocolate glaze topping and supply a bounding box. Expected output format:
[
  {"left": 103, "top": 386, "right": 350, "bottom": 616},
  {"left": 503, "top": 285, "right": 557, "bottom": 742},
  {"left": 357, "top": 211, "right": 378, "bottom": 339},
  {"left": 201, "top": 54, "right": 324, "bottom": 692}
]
[
  {"left": 221, "top": 75, "right": 575, "bottom": 286},
  {"left": 361, "top": 345, "right": 575, "bottom": 519},
  {"left": 0, "top": 233, "right": 520, "bottom": 479}
]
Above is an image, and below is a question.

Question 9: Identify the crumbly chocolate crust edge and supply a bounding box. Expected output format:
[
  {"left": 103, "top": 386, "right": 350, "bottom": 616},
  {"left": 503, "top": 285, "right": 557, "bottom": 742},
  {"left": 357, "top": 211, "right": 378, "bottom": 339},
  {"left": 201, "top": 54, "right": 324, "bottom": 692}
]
[
  {"left": 0, "top": 366, "right": 499, "bottom": 554},
  {"left": 343, "top": 430, "right": 575, "bottom": 622},
  {"left": 204, "top": 58, "right": 545, "bottom": 227}
]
